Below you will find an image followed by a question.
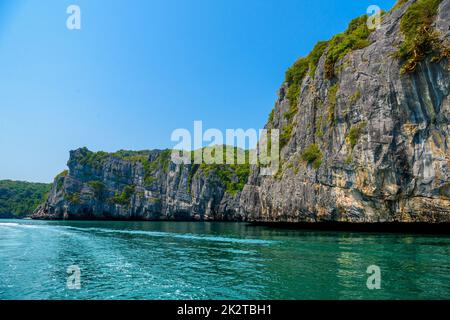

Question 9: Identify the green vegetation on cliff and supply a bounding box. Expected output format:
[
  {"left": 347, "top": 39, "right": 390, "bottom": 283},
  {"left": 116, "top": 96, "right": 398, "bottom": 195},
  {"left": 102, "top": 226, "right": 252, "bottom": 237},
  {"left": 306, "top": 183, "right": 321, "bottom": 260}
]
[
  {"left": 56, "top": 170, "right": 68, "bottom": 191},
  {"left": 111, "top": 149, "right": 171, "bottom": 187},
  {"left": 143, "top": 150, "right": 171, "bottom": 187},
  {"left": 72, "top": 148, "right": 172, "bottom": 189},
  {"left": 280, "top": 122, "right": 295, "bottom": 149},
  {"left": 195, "top": 147, "right": 251, "bottom": 195},
  {"left": 64, "top": 191, "right": 81, "bottom": 204},
  {"left": 301, "top": 144, "right": 323, "bottom": 169},
  {"left": 280, "top": 41, "right": 330, "bottom": 148},
  {"left": 88, "top": 181, "right": 106, "bottom": 198},
  {"left": 269, "top": 0, "right": 448, "bottom": 154},
  {"left": 347, "top": 122, "right": 367, "bottom": 149},
  {"left": 73, "top": 147, "right": 109, "bottom": 169},
  {"left": 0, "top": 180, "right": 51, "bottom": 218},
  {"left": 395, "top": 0, "right": 448, "bottom": 73},
  {"left": 112, "top": 185, "right": 136, "bottom": 206},
  {"left": 112, "top": 150, "right": 152, "bottom": 162},
  {"left": 284, "top": 14, "right": 372, "bottom": 104},
  {"left": 202, "top": 163, "right": 250, "bottom": 196},
  {"left": 285, "top": 41, "right": 329, "bottom": 110},
  {"left": 56, "top": 170, "right": 69, "bottom": 178},
  {"left": 274, "top": 14, "right": 373, "bottom": 149},
  {"left": 67, "top": 147, "right": 250, "bottom": 199},
  {"left": 324, "top": 15, "right": 373, "bottom": 79}
]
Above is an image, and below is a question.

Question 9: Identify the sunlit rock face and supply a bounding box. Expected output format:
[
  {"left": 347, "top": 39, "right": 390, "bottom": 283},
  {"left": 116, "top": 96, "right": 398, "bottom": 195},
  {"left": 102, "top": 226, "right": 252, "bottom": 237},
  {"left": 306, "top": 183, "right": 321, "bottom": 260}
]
[
  {"left": 36, "top": 0, "right": 449, "bottom": 223},
  {"left": 33, "top": 148, "right": 245, "bottom": 221},
  {"left": 239, "top": 0, "right": 450, "bottom": 223}
]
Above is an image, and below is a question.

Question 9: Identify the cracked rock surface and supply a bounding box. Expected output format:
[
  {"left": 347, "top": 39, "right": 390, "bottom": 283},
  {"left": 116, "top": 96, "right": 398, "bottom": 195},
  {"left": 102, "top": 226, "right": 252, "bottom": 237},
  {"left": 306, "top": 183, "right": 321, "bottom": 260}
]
[{"left": 35, "top": 1, "right": 450, "bottom": 223}]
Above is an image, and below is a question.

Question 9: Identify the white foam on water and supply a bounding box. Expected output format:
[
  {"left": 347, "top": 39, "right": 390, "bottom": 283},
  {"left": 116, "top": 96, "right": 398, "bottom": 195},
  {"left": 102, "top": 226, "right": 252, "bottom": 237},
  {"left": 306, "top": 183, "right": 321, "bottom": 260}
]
[
  {"left": 0, "top": 222, "right": 73, "bottom": 236},
  {"left": 0, "top": 222, "right": 50, "bottom": 229},
  {"left": 0, "top": 223, "right": 277, "bottom": 245},
  {"left": 65, "top": 226, "right": 277, "bottom": 245},
  {"left": 0, "top": 222, "right": 20, "bottom": 227}
]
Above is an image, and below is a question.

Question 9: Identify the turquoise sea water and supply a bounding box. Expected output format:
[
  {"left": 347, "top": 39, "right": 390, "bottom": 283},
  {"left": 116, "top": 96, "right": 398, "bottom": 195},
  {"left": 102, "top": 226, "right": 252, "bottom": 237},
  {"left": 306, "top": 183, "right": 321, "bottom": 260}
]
[{"left": 0, "top": 219, "right": 449, "bottom": 300}]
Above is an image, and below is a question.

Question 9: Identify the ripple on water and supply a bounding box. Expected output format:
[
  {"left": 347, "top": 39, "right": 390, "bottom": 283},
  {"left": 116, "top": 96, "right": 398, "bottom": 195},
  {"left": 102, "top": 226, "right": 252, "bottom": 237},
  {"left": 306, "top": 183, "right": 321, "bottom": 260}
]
[
  {"left": 0, "top": 220, "right": 449, "bottom": 300},
  {"left": 63, "top": 226, "right": 278, "bottom": 245}
]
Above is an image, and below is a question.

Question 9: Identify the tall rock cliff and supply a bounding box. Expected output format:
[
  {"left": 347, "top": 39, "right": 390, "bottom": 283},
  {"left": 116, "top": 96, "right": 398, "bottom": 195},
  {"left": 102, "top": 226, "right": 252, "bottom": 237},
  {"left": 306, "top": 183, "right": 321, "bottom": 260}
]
[
  {"left": 34, "top": 0, "right": 450, "bottom": 223},
  {"left": 240, "top": 0, "right": 450, "bottom": 223},
  {"left": 33, "top": 148, "right": 248, "bottom": 220}
]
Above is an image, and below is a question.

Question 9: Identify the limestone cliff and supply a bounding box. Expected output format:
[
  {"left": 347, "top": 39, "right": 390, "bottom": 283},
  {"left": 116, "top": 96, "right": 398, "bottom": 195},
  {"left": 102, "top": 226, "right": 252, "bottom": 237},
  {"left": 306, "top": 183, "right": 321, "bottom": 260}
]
[
  {"left": 240, "top": 0, "right": 450, "bottom": 223},
  {"left": 34, "top": 0, "right": 450, "bottom": 223},
  {"left": 33, "top": 148, "right": 247, "bottom": 220}
]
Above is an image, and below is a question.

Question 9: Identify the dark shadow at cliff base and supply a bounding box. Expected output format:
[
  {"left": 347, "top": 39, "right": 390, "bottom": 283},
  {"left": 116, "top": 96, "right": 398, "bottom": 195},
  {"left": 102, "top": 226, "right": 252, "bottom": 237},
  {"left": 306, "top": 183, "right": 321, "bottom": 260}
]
[
  {"left": 31, "top": 216, "right": 241, "bottom": 222},
  {"left": 248, "top": 222, "right": 450, "bottom": 235}
]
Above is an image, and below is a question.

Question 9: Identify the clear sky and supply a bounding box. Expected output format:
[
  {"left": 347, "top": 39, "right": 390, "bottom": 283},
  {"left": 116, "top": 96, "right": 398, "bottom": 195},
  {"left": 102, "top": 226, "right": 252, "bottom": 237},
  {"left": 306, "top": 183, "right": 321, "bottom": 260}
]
[{"left": 0, "top": 0, "right": 396, "bottom": 182}]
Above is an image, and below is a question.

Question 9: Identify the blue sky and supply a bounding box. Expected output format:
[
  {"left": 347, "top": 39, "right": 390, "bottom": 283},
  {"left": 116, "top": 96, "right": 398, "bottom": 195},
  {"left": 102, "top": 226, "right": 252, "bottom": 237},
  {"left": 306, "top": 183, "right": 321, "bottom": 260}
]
[{"left": 0, "top": 0, "right": 396, "bottom": 182}]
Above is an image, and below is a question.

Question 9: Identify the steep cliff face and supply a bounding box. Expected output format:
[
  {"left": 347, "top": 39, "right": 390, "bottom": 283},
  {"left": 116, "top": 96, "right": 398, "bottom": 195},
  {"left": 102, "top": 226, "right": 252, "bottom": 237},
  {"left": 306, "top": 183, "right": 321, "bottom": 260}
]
[
  {"left": 35, "top": 0, "right": 450, "bottom": 223},
  {"left": 240, "top": 0, "right": 450, "bottom": 223},
  {"left": 33, "top": 148, "right": 247, "bottom": 220}
]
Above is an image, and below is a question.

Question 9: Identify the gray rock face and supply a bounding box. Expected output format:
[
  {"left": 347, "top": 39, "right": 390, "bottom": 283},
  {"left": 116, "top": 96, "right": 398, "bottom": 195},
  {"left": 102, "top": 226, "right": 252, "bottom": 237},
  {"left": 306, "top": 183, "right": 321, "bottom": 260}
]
[
  {"left": 33, "top": 148, "right": 246, "bottom": 221},
  {"left": 239, "top": 0, "right": 450, "bottom": 223},
  {"left": 35, "top": 0, "right": 450, "bottom": 223}
]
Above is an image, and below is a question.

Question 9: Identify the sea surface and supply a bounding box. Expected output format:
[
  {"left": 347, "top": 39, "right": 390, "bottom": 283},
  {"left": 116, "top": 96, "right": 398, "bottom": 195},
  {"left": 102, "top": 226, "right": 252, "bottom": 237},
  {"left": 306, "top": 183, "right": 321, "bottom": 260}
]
[{"left": 0, "top": 219, "right": 449, "bottom": 300}]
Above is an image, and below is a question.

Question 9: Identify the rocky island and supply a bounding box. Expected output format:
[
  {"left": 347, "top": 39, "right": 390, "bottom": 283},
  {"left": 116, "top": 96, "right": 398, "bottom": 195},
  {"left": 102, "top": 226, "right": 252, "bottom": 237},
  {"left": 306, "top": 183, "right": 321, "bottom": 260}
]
[{"left": 34, "top": 0, "right": 450, "bottom": 224}]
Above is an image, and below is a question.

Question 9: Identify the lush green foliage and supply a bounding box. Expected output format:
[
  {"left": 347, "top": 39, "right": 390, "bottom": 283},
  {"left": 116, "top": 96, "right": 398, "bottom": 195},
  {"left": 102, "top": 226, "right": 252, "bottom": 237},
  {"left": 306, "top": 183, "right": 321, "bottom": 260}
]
[
  {"left": 349, "top": 90, "right": 361, "bottom": 105},
  {"left": 95, "top": 148, "right": 171, "bottom": 188},
  {"left": 285, "top": 59, "right": 308, "bottom": 110},
  {"left": 64, "top": 192, "right": 81, "bottom": 204},
  {"left": 183, "top": 146, "right": 251, "bottom": 195},
  {"left": 395, "top": 0, "right": 446, "bottom": 74},
  {"left": 72, "top": 147, "right": 250, "bottom": 200},
  {"left": 347, "top": 122, "right": 367, "bottom": 149},
  {"left": 269, "top": 14, "right": 373, "bottom": 149},
  {"left": 285, "top": 41, "right": 330, "bottom": 112},
  {"left": 325, "top": 15, "right": 372, "bottom": 79},
  {"left": 0, "top": 180, "right": 51, "bottom": 218},
  {"left": 88, "top": 181, "right": 105, "bottom": 198},
  {"left": 210, "top": 164, "right": 250, "bottom": 195},
  {"left": 316, "top": 113, "right": 324, "bottom": 139},
  {"left": 74, "top": 147, "right": 109, "bottom": 169},
  {"left": 112, "top": 150, "right": 151, "bottom": 161},
  {"left": 279, "top": 41, "right": 330, "bottom": 149},
  {"left": 301, "top": 144, "right": 323, "bottom": 169},
  {"left": 267, "top": 108, "right": 275, "bottom": 125},
  {"left": 280, "top": 123, "right": 294, "bottom": 149},
  {"left": 197, "top": 147, "right": 251, "bottom": 195},
  {"left": 56, "top": 170, "right": 69, "bottom": 178},
  {"left": 141, "top": 150, "right": 171, "bottom": 187},
  {"left": 112, "top": 185, "right": 135, "bottom": 206},
  {"left": 56, "top": 170, "right": 68, "bottom": 191},
  {"left": 308, "top": 41, "right": 330, "bottom": 77}
]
